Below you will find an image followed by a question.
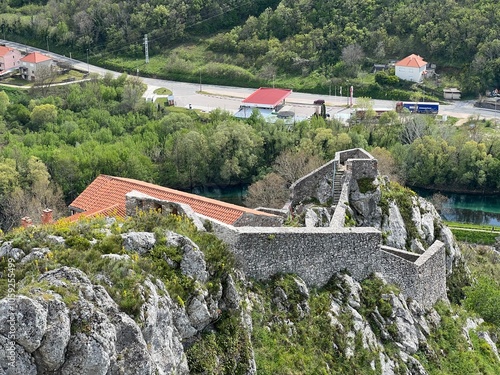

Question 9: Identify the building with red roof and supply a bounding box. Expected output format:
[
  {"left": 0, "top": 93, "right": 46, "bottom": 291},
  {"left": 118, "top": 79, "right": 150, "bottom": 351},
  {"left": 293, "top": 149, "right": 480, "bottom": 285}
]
[
  {"left": 241, "top": 88, "right": 292, "bottom": 108},
  {"left": 20, "top": 51, "right": 53, "bottom": 81},
  {"left": 395, "top": 54, "right": 428, "bottom": 82},
  {"left": 235, "top": 87, "right": 293, "bottom": 120},
  {"left": 0, "top": 45, "right": 21, "bottom": 73},
  {"left": 68, "top": 175, "right": 281, "bottom": 226}
]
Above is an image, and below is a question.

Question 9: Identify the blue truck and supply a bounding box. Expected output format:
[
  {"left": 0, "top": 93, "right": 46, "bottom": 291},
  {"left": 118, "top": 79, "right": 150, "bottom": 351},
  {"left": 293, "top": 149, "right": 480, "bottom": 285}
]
[{"left": 396, "top": 101, "right": 439, "bottom": 114}]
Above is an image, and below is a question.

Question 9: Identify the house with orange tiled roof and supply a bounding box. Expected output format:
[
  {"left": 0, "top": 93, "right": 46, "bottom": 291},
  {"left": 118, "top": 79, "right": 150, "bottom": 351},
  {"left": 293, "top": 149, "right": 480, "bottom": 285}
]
[
  {"left": 395, "top": 54, "right": 427, "bottom": 82},
  {"left": 19, "top": 51, "right": 52, "bottom": 81},
  {"left": 68, "top": 175, "right": 282, "bottom": 226},
  {"left": 0, "top": 45, "right": 21, "bottom": 73}
]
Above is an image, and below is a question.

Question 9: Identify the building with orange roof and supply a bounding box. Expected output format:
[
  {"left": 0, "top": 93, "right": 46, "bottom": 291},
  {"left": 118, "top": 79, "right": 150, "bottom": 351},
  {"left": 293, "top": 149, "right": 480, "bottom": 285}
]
[
  {"left": 394, "top": 54, "right": 428, "bottom": 82},
  {"left": 0, "top": 45, "right": 21, "bottom": 72},
  {"left": 20, "top": 51, "right": 53, "bottom": 81},
  {"left": 68, "top": 175, "right": 282, "bottom": 226}
]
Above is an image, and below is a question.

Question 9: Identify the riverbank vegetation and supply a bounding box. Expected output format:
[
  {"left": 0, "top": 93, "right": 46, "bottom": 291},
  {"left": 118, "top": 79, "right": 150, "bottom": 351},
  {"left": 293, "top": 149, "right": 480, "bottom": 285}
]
[{"left": 0, "top": 0, "right": 499, "bottom": 97}]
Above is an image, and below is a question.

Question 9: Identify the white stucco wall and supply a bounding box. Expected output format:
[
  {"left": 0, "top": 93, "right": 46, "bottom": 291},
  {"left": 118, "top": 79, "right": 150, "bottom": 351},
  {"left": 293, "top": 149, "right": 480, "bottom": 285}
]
[{"left": 395, "top": 65, "right": 426, "bottom": 82}]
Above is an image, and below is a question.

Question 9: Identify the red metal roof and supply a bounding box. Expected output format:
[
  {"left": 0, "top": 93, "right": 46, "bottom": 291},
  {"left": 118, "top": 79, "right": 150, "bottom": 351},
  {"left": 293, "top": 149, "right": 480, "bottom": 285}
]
[
  {"left": 69, "top": 175, "right": 277, "bottom": 225},
  {"left": 20, "top": 52, "right": 52, "bottom": 64},
  {"left": 395, "top": 54, "right": 427, "bottom": 68},
  {"left": 242, "top": 87, "right": 292, "bottom": 107}
]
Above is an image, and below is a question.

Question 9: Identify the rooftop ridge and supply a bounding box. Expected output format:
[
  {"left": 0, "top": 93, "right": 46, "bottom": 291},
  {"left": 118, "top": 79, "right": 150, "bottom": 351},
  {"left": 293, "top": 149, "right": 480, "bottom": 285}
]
[{"left": 69, "top": 174, "right": 278, "bottom": 225}]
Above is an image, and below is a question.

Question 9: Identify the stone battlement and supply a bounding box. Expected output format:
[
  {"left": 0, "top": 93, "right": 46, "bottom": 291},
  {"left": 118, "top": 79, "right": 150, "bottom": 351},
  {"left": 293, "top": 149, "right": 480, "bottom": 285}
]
[{"left": 126, "top": 148, "right": 447, "bottom": 309}]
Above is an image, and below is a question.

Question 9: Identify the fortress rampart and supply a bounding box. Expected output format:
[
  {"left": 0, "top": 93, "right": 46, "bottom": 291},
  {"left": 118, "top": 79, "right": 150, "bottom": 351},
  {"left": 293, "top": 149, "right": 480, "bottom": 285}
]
[
  {"left": 380, "top": 243, "right": 447, "bottom": 308},
  {"left": 210, "top": 223, "right": 382, "bottom": 286},
  {"left": 126, "top": 148, "right": 447, "bottom": 309}
]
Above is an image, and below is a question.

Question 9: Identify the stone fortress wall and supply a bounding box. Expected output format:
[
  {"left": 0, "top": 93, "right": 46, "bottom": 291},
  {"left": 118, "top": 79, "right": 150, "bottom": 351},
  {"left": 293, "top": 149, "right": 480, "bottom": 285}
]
[{"left": 126, "top": 149, "right": 447, "bottom": 309}]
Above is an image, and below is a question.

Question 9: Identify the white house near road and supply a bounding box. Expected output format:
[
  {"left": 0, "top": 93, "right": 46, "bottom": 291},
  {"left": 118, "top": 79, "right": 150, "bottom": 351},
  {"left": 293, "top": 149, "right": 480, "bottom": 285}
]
[{"left": 395, "top": 54, "right": 427, "bottom": 82}]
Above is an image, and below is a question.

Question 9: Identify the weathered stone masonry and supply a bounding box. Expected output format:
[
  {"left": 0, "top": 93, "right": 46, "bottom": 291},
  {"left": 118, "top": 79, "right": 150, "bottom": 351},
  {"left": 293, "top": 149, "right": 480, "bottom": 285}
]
[
  {"left": 381, "top": 243, "right": 447, "bottom": 309},
  {"left": 211, "top": 225, "right": 381, "bottom": 286},
  {"left": 126, "top": 148, "right": 448, "bottom": 309}
]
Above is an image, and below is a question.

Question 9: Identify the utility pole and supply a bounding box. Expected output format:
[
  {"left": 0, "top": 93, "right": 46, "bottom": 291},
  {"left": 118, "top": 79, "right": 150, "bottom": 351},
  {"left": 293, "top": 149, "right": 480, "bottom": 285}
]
[
  {"left": 199, "top": 70, "right": 202, "bottom": 92},
  {"left": 144, "top": 34, "right": 149, "bottom": 64},
  {"left": 46, "top": 35, "right": 49, "bottom": 52},
  {"left": 86, "top": 49, "right": 89, "bottom": 74}
]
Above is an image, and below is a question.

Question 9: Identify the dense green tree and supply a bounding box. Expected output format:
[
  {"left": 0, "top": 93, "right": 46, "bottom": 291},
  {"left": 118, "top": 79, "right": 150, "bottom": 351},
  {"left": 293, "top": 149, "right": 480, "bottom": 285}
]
[
  {"left": 30, "top": 104, "right": 58, "bottom": 130},
  {"left": 163, "top": 130, "right": 209, "bottom": 189},
  {"left": 209, "top": 121, "right": 263, "bottom": 183},
  {"left": 0, "top": 91, "right": 10, "bottom": 116}
]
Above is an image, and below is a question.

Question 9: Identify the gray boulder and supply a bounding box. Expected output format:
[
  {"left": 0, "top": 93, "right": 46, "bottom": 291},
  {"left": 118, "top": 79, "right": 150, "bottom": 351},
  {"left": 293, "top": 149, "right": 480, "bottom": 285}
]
[
  {"left": 382, "top": 201, "right": 408, "bottom": 249},
  {"left": 350, "top": 183, "right": 382, "bottom": 227},
  {"left": 0, "top": 242, "right": 25, "bottom": 262},
  {"left": 0, "top": 296, "right": 47, "bottom": 353},
  {"left": 304, "top": 207, "right": 331, "bottom": 227},
  {"left": 187, "top": 294, "right": 213, "bottom": 331},
  {"left": 121, "top": 232, "right": 156, "bottom": 255},
  {"left": 101, "top": 254, "right": 131, "bottom": 262},
  {"left": 110, "top": 312, "right": 154, "bottom": 375},
  {"left": 33, "top": 292, "right": 71, "bottom": 372},
  {"left": 140, "top": 279, "right": 189, "bottom": 374},
  {"left": 46, "top": 235, "right": 65, "bottom": 246},
  {"left": 166, "top": 231, "right": 208, "bottom": 283},
  {"left": 0, "top": 334, "right": 37, "bottom": 375},
  {"left": 20, "top": 248, "right": 51, "bottom": 265},
  {"left": 387, "top": 293, "right": 420, "bottom": 354}
]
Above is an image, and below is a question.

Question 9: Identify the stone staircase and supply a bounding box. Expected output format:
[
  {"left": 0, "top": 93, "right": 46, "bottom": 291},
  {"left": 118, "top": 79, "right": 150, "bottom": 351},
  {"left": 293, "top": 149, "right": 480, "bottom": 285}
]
[{"left": 332, "top": 166, "right": 345, "bottom": 205}]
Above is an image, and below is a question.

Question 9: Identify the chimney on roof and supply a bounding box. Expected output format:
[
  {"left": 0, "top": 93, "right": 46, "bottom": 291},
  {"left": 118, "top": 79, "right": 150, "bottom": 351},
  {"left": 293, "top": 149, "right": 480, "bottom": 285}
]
[
  {"left": 21, "top": 216, "right": 33, "bottom": 228},
  {"left": 41, "top": 208, "right": 53, "bottom": 224}
]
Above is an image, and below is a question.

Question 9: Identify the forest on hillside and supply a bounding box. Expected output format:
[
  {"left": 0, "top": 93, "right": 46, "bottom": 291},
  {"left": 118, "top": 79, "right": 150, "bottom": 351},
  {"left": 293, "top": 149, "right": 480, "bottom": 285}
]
[
  {"left": 0, "top": 0, "right": 499, "bottom": 94},
  {"left": 0, "top": 74, "right": 500, "bottom": 231}
]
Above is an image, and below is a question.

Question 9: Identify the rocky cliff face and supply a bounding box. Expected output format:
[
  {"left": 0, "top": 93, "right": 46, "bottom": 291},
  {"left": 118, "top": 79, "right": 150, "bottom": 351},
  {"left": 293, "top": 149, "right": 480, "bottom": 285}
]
[
  {"left": 0, "top": 208, "right": 497, "bottom": 374},
  {"left": 0, "top": 218, "right": 251, "bottom": 375},
  {"left": 349, "top": 177, "right": 460, "bottom": 273}
]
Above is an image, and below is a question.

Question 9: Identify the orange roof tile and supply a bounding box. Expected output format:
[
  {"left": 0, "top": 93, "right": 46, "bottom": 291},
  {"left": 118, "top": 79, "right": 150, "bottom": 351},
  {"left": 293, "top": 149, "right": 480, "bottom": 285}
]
[
  {"left": 395, "top": 54, "right": 427, "bottom": 68},
  {"left": 69, "top": 175, "right": 277, "bottom": 225},
  {"left": 0, "top": 46, "right": 15, "bottom": 57},
  {"left": 20, "top": 52, "right": 52, "bottom": 64}
]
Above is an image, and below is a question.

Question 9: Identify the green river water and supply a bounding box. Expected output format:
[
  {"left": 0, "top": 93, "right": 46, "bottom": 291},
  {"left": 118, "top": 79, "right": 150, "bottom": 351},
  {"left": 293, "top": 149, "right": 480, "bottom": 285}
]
[{"left": 194, "top": 185, "right": 500, "bottom": 227}]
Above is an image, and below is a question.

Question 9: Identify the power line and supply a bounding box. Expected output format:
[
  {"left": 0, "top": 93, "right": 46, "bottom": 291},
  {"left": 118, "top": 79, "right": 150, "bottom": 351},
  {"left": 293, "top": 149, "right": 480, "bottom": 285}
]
[{"left": 82, "top": 0, "right": 255, "bottom": 60}]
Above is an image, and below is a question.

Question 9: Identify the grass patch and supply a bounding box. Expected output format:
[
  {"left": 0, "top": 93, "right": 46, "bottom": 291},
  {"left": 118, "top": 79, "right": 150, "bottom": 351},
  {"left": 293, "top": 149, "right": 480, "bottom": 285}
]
[
  {"left": 357, "top": 177, "right": 377, "bottom": 193},
  {"left": 448, "top": 228, "right": 497, "bottom": 245},
  {"left": 415, "top": 302, "right": 500, "bottom": 375},
  {"left": 445, "top": 221, "right": 500, "bottom": 231},
  {"left": 154, "top": 87, "right": 172, "bottom": 95}
]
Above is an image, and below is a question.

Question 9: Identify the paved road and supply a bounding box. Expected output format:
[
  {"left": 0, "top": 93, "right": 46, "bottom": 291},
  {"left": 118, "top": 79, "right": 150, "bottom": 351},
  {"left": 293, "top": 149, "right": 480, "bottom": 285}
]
[{"left": 2, "top": 39, "right": 499, "bottom": 121}]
